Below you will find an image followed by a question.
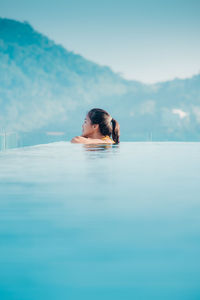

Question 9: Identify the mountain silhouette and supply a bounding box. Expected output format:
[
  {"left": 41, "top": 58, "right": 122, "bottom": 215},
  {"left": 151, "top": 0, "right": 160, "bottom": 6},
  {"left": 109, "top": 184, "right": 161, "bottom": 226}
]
[{"left": 0, "top": 17, "right": 200, "bottom": 145}]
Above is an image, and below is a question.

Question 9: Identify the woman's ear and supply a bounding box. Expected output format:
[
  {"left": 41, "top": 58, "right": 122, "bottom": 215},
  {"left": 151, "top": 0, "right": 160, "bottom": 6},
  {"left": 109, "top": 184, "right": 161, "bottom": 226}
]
[{"left": 93, "top": 124, "right": 99, "bottom": 130}]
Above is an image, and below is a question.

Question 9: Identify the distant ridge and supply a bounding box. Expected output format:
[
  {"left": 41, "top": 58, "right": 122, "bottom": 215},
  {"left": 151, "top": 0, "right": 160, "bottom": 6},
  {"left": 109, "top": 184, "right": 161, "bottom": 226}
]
[{"left": 0, "top": 17, "right": 200, "bottom": 143}]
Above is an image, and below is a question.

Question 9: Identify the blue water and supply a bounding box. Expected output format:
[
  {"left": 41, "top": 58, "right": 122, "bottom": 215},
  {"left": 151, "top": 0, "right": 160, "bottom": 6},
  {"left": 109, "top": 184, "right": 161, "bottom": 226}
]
[{"left": 0, "top": 142, "right": 200, "bottom": 300}]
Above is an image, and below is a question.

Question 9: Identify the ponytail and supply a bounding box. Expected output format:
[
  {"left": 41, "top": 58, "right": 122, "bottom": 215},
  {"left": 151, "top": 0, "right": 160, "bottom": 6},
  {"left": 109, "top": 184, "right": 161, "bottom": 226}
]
[{"left": 111, "top": 118, "right": 120, "bottom": 144}]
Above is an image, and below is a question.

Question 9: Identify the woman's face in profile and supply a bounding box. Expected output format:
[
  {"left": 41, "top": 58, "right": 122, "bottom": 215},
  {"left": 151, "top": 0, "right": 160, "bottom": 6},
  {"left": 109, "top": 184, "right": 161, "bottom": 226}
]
[{"left": 82, "top": 114, "right": 95, "bottom": 137}]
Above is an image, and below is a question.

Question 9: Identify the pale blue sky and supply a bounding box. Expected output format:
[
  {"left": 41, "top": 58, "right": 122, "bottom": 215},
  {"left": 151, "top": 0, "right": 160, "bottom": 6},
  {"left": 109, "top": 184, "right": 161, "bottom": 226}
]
[{"left": 0, "top": 0, "right": 200, "bottom": 83}]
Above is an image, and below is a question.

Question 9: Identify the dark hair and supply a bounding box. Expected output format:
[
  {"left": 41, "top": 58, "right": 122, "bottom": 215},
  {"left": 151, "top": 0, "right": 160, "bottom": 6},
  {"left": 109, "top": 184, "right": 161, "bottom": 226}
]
[{"left": 87, "top": 108, "right": 120, "bottom": 144}]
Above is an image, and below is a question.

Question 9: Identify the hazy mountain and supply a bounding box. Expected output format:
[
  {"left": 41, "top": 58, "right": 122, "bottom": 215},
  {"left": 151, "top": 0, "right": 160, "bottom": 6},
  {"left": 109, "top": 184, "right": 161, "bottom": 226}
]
[{"left": 0, "top": 17, "right": 200, "bottom": 146}]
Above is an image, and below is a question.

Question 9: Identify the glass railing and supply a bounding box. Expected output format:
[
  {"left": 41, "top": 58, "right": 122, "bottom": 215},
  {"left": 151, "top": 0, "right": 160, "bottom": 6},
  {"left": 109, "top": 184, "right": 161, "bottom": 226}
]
[
  {"left": 1, "top": 129, "right": 193, "bottom": 151},
  {"left": 0, "top": 129, "right": 67, "bottom": 151},
  {"left": 0, "top": 130, "right": 19, "bottom": 151}
]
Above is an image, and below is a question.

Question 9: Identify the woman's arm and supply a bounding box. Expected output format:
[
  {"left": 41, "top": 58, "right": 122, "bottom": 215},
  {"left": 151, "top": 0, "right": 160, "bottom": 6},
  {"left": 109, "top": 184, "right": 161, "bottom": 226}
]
[
  {"left": 71, "top": 136, "right": 88, "bottom": 143},
  {"left": 70, "top": 136, "right": 107, "bottom": 144}
]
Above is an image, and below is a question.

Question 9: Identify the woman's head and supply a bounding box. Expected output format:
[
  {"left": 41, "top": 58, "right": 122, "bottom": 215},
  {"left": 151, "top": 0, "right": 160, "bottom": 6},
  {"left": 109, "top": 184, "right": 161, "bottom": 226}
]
[{"left": 82, "top": 108, "right": 120, "bottom": 144}]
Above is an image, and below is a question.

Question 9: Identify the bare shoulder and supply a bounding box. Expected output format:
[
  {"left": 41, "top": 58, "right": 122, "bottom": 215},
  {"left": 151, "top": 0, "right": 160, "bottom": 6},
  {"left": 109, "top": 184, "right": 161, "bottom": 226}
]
[
  {"left": 70, "top": 136, "right": 114, "bottom": 144},
  {"left": 87, "top": 139, "right": 114, "bottom": 144},
  {"left": 70, "top": 136, "right": 88, "bottom": 143}
]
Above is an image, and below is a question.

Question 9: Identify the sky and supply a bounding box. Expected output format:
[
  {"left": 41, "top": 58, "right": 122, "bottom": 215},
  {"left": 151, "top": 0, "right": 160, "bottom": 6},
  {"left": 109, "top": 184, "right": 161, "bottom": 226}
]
[{"left": 0, "top": 0, "right": 200, "bottom": 84}]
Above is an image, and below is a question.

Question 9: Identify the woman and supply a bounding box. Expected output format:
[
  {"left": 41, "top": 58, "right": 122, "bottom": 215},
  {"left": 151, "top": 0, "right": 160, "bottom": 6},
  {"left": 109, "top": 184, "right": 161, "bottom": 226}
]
[{"left": 71, "top": 108, "right": 120, "bottom": 144}]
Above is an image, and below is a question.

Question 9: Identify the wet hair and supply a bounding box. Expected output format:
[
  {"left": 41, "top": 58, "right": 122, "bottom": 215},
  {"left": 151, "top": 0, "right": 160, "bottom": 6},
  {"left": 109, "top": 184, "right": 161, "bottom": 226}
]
[{"left": 87, "top": 108, "right": 120, "bottom": 144}]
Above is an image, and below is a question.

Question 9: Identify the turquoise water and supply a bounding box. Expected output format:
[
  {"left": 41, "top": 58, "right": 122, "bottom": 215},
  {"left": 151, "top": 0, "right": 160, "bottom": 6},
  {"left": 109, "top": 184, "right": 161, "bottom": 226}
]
[{"left": 0, "top": 142, "right": 200, "bottom": 300}]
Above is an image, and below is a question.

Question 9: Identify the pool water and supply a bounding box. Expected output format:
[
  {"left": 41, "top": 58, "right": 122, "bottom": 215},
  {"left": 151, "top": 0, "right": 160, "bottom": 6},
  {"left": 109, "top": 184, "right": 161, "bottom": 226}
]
[{"left": 0, "top": 142, "right": 200, "bottom": 300}]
